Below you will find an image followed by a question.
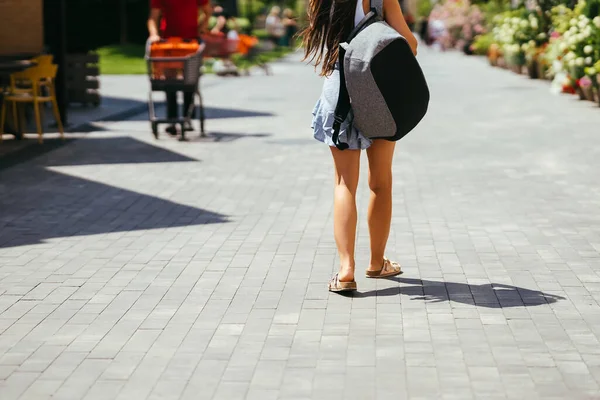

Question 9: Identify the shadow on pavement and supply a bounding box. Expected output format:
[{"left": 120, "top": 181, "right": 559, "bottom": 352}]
[
  {"left": 0, "top": 137, "right": 227, "bottom": 249},
  {"left": 0, "top": 136, "right": 196, "bottom": 170},
  {"left": 356, "top": 277, "right": 565, "bottom": 307},
  {"left": 121, "top": 105, "right": 275, "bottom": 121},
  {"left": 0, "top": 138, "right": 75, "bottom": 171},
  {"left": 187, "top": 132, "right": 271, "bottom": 143},
  {"left": 0, "top": 169, "right": 228, "bottom": 249},
  {"left": 43, "top": 136, "right": 198, "bottom": 166}
]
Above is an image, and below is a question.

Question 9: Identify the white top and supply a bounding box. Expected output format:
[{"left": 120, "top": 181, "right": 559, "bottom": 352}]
[{"left": 354, "top": 0, "right": 366, "bottom": 27}]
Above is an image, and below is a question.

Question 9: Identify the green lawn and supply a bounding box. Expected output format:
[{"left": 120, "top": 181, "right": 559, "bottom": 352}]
[
  {"left": 97, "top": 44, "right": 147, "bottom": 75},
  {"left": 97, "top": 43, "right": 296, "bottom": 75}
]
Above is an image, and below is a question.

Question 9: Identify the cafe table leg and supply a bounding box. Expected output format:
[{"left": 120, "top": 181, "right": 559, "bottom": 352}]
[
  {"left": 33, "top": 101, "right": 43, "bottom": 144},
  {"left": 18, "top": 104, "right": 25, "bottom": 134},
  {"left": 12, "top": 102, "right": 19, "bottom": 133}
]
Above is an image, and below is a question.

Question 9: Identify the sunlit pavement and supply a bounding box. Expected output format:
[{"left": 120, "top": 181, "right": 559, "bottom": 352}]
[{"left": 1, "top": 49, "right": 600, "bottom": 399}]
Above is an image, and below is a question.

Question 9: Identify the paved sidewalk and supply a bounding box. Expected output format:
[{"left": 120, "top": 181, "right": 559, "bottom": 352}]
[{"left": 1, "top": 49, "right": 600, "bottom": 399}]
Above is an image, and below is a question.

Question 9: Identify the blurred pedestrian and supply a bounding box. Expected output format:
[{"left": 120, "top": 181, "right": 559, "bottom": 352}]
[
  {"left": 210, "top": 5, "right": 240, "bottom": 75},
  {"left": 211, "top": 5, "right": 239, "bottom": 39},
  {"left": 282, "top": 8, "right": 298, "bottom": 47},
  {"left": 148, "top": 0, "right": 212, "bottom": 136},
  {"left": 265, "top": 6, "right": 285, "bottom": 47}
]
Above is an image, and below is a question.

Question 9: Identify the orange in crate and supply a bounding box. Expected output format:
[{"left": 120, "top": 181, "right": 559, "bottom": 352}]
[
  {"left": 238, "top": 34, "right": 258, "bottom": 56},
  {"left": 149, "top": 38, "right": 200, "bottom": 80}
]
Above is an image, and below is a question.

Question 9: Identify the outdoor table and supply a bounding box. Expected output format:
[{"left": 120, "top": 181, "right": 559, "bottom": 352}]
[{"left": 0, "top": 59, "right": 37, "bottom": 139}]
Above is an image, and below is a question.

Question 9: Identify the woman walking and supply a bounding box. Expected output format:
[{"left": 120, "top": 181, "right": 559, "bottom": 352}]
[{"left": 303, "top": 0, "right": 418, "bottom": 292}]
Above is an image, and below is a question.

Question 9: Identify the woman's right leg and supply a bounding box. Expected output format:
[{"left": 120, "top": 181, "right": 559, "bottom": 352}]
[
  {"left": 365, "top": 139, "right": 396, "bottom": 272},
  {"left": 330, "top": 147, "right": 361, "bottom": 282}
]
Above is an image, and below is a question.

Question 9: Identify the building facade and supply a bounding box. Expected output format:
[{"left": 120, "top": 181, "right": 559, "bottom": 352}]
[{"left": 0, "top": 0, "right": 44, "bottom": 55}]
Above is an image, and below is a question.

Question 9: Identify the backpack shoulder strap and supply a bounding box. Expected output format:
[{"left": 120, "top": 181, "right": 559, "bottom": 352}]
[
  {"left": 331, "top": 44, "right": 350, "bottom": 151},
  {"left": 370, "top": 0, "right": 383, "bottom": 17}
]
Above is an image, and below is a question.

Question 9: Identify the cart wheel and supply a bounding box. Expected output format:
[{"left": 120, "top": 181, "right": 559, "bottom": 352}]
[{"left": 151, "top": 122, "right": 158, "bottom": 139}]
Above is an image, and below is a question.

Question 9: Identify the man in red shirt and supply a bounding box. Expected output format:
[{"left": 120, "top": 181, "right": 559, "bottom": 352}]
[{"left": 148, "top": 0, "right": 212, "bottom": 135}]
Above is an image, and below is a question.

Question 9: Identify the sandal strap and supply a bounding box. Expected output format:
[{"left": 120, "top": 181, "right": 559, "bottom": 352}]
[
  {"left": 329, "top": 273, "right": 339, "bottom": 289},
  {"left": 382, "top": 257, "right": 401, "bottom": 273}
]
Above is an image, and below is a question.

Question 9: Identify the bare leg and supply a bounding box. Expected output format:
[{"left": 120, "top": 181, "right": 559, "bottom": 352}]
[
  {"left": 365, "top": 140, "right": 396, "bottom": 272},
  {"left": 330, "top": 147, "right": 361, "bottom": 282}
]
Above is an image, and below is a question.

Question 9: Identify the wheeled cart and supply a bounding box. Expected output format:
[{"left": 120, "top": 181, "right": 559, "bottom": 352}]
[{"left": 145, "top": 38, "right": 206, "bottom": 140}]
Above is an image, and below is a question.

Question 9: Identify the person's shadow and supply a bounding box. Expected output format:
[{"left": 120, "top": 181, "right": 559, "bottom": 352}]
[{"left": 355, "top": 277, "right": 564, "bottom": 308}]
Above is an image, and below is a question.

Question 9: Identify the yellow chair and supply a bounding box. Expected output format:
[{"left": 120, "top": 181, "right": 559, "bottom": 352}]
[
  {"left": 33, "top": 55, "right": 54, "bottom": 66},
  {"left": 0, "top": 63, "right": 64, "bottom": 144}
]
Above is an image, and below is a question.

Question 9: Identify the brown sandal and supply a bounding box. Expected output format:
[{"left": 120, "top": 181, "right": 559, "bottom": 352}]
[
  {"left": 366, "top": 257, "right": 402, "bottom": 278},
  {"left": 328, "top": 274, "right": 357, "bottom": 292}
]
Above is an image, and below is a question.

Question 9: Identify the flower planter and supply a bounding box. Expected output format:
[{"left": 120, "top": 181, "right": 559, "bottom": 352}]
[
  {"left": 488, "top": 44, "right": 501, "bottom": 67},
  {"left": 537, "top": 62, "right": 547, "bottom": 80},
  {"left": 582, "top": 86, "right": 595, "bottom": 101},
  {"left": 510, "top": 64, "right": 524, "bottom": 75},
  {"left": 527, "top": 59, "right": 539, "bottom": 79},
  {"left": 497, "top": 56, "right": 507, "bottom": 69},
  {"left": 576, "top": 85, "right": 594, "bottom": 101}
]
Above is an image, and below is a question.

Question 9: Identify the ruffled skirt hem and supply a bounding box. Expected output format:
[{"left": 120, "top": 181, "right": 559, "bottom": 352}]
[{"left": 311, "top": 98, "right": 372, "bottom": 150}]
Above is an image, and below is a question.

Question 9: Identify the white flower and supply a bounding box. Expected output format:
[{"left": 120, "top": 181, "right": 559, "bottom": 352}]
[
  {"left": 553, "top": 60, "right": 563, "bottom": 72},
  {"left": 529, "top": 40, "right": 536, "bottom": 47},
  {"left": 588, "top": 67, "right": 597, "bottom": 75},
  {"left": 570, "top": 18, "right": 578, "bottom": 26},
  {"left": 576, "top": 57, "right": 585, "bottom": 66},
  {"left": 578, "top": 19, "right": 588, "bottom": 29},
  {"left": 537, "top": 33, "right": 546, "bottom": 40},
  {"left": 568, "top": 37, "right": 578, "bottom": 47},
  {"left": 586, "top": 57, "right": 593, "bottom": 65},
  {"left": 584, "top": 45, "right": 593, "bottom": 54},
  {"left": 520, "top": 20, "right": 529, "bottom": 28},
  {"left": 565, "top": 51, "right": 576, "bottom": 61},
  {"left": 594, "top": 16, "right": 600, "bottom": 28},
  {"left": 559, "top": 42, "right": 568, "bottom": 51},
  {"left": 568, "top": 59, "right": 576, "bottom": 67},
  {"left": 522, "top": 43, "right": 529, "bottom": 51},
  {"left": 530, "top": 17, "right": 538, "bottom": 29},
  {"left": 584, "top": 26, "right": 592, "bottom": 37},
  {"left": 564, "top": 31, "right": 571, "bottom": 39}
]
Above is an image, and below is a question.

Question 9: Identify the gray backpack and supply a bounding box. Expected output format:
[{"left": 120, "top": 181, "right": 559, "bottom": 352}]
[{"left": 332, "top": 0, "right": 430, "bottom": 150}]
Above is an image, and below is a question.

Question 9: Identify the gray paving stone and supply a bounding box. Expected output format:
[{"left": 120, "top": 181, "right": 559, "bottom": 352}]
[
  {"left": 1, "top": 47, "right": 600, "bottom": 399},
  {"left": 0, "top": 371, "right": 39, "bottom": 400},
  {"left": 18, "top": 379, "right": 63, "bottom": 400}
]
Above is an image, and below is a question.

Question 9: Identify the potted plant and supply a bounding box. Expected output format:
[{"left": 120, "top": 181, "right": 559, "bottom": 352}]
[
  {"left": 492, "top": 10, "right": 548, "bottom": 76},
  {"left": 577, "top": 76, "right": 595, "bottom": 100},
  {"left": 488, "top": 42, "right": 501, "bottom": 66}
]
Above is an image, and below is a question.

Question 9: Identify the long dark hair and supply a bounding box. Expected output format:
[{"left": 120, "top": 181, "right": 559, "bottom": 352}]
[{"left": 302, "top": 0, "right": 356, "bottom": 76}]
